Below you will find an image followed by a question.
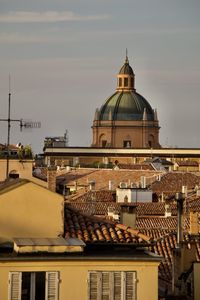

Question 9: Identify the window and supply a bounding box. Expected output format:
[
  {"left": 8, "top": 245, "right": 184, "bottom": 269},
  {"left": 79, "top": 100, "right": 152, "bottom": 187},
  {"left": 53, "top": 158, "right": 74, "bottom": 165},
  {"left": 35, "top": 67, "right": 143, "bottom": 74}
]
[
  {"left": 123, "top": 141, "right": 131, "bottom": 148},
  {"left": 9, "top": 271, "right": 59, "bottom": 300},
  {"left": 124, "top": 78, "right": 128, "bottom": 87},
  {"left": 131, "top": 78, "right": 134, "bottom": 87},
  {"left": 88, "top": 271, "right": 136, "bottom": 300},
  {"left": 102, "top": 140, "right": 107, "bottom": 148},
  {"left": 118, "top": 78, "right": 122, "bottom": 87}
]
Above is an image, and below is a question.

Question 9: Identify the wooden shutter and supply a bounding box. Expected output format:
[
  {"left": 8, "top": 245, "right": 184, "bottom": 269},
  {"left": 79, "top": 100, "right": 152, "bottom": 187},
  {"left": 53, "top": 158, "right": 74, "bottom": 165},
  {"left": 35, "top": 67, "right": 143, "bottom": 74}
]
[
  {"left": 113, "top": 272, "right": 121, "bottom": 300},
  {"left": 8, "top": 272, "right": 22, "bottom": 300},
  {"left": 45, "top": 271, "right": 59, "bottom": 300},
  {"left": 88, "top": 271, "right": 136, "bottom": 300},
  {"left": 102, "top": 272, "right": 110, "bottom": 300},
  {"left": 125, "top": 272, "right": 136, "bottom": 300},
  {"left": 88, "top": 272, "right": 99, "bottom": 300}
]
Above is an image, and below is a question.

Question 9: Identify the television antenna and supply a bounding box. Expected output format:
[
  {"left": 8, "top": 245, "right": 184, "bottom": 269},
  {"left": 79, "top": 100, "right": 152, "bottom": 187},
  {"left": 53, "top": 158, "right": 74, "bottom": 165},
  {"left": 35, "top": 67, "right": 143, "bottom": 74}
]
[{"left": 0, "top": 76, "right": 41, "bottom": 180}]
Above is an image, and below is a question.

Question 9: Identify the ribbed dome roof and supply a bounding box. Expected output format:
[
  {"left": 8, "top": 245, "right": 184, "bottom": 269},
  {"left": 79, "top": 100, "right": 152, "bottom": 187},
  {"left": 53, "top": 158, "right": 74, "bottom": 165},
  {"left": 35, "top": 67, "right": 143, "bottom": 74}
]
[
  {"left": 99, "top": 91, "right": 154, "bottom": 121},
  {"left": 119, "top": 62, "right": 134, "bottom": 75},
  {"left": 118, "top": 55, "right": 134, "bottom": 75}
]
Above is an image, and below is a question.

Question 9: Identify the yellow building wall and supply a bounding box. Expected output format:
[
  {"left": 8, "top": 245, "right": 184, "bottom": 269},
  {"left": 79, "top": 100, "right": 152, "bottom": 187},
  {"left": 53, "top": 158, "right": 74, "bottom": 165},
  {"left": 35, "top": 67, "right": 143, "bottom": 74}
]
[
  {"left": 0, "top": 182, "right": 64, "bottom": 243},
  {"left": 0, "top": 159, "right": 48, "bottom": 187},
  {"left": 194, "top": 263, "right": 200, "bottom": 300},
  {"left": 0, "top": 259, "right": 159, "bottom": 300},
  {"left": 0, "top": 159, "right": 33, "bottom": 181}
]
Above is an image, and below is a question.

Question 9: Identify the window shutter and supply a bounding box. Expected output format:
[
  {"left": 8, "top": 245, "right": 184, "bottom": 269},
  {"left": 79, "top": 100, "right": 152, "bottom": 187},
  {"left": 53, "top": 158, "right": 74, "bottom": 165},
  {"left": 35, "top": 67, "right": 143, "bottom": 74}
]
[
  {"left": 113, "top": 272, "right": 121, "bottom": 300},
  {"left": 102, "top": 272, "right": 110, "bottom": 300},
  {"left": 125, "top": 272, "right": 136, "bottom": 300},
  {"left": 9, "top": 272, "right": 21, "bottom": 300},
  {"left": 45, "top": 271, "right": 59, "bottom": 300},
  {"left": 88, "top": 271, "right": 136, "bottom": 300},
  {"left": 88, "top": 272, "right": 100, "bottom": 300}
]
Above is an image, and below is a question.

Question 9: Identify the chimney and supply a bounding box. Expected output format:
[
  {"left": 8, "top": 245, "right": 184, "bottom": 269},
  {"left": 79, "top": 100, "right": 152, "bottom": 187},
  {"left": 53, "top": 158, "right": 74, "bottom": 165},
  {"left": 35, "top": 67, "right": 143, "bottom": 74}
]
[
  {"left": 108, "top": 180, "right": 112, "bottom": 190},
  {"left": 165, "top": 203, "right": 172, "bottom": 218},
  {"left": 140, "top": 176, "right": 146, "bottom": 189},
  {"left": 182, "top": 185, "right": 187, "bottom": 197},
  {"left": 120, "top": 203, "right": 136, "bottom": 228},
  {"left": 47, "top": 167, "right": 57, "bottom": 192},
  {"left": 175, "top": 192, "right": 185, "bottom": 247},
  {"left": 89, "top": 180, "right": 95, "bottom": 191}
]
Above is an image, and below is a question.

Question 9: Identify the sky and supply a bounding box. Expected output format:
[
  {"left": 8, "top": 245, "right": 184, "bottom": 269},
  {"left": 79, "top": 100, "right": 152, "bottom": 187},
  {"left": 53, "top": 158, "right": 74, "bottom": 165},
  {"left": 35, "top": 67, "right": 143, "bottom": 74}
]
[{"left": 0, "top": 0, "right": 200, "bottom": 154}]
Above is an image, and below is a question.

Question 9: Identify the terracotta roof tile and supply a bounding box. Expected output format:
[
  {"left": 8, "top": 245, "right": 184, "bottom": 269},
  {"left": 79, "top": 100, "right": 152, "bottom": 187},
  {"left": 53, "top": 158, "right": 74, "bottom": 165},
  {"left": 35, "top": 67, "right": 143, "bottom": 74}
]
[
  {"left": 152, "top": 172, "right": 200, "bottom": 196},
  {"left": 117, "top": 164, "right": 154, "bottom": 170},
  {"left": 64, "top": 205, "right": 151, "bottom": 245},
  {"left": 177, "top": 160, "right": 199, "bottom": 167},
  {"left": 59, "top": 168, "right": 161, "bottom": 190},
  {"left": 136, "top": 216, "right": 190, "bottom": 231}
]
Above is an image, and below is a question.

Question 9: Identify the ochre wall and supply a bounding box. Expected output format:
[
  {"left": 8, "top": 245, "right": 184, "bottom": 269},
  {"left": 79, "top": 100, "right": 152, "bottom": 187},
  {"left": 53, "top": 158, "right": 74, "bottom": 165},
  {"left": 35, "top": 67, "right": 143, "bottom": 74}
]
[
  {"left": 0, "top": 182, "right": 64, "bottom": 243},
  {"left": 194, "top": 263, "right": 200, "bottom": 300},
  {"left": 0, "top": 259, "right": 159, "bottom": 300},
  {"left": 0, "top": 159, "right": 48, "bottom": 187},
  {"left": 0, "top": 159, "right": 33, "bottom": 181}
]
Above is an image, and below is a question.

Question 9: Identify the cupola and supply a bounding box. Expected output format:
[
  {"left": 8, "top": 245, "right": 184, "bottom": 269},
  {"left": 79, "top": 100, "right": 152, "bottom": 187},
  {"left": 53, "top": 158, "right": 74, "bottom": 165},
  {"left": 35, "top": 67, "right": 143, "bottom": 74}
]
[{"left": 117, "top": 50, "right": 135, "bottom": 91}]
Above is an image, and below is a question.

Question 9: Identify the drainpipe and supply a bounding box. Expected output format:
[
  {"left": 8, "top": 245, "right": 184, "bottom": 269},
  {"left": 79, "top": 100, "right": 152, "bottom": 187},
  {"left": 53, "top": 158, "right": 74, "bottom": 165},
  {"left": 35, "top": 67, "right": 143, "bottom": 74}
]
[
  {"left": 175, "top": 192, "right": 185, "bottom": 247},
  {"left": 172, "top": 192, "right": 185, "bottom": 295}
]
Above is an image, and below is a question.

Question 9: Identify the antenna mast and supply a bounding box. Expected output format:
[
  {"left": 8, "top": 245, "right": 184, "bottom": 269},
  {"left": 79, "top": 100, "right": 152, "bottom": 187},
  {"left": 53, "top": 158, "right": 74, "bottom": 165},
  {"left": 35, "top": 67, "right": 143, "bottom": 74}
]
[
  {"left": 6, "top": 75, "right": 11, "bottom": 179},
  {"left": 0, "top": 76, "right": 41, "bottom": 181}
]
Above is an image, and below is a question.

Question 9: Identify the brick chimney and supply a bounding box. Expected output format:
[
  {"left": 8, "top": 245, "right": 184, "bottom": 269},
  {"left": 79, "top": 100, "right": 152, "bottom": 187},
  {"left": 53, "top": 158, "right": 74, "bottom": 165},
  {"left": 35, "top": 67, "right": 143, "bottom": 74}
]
[{"left": 47, "top": 167, "right": 57, "bottom": 192}]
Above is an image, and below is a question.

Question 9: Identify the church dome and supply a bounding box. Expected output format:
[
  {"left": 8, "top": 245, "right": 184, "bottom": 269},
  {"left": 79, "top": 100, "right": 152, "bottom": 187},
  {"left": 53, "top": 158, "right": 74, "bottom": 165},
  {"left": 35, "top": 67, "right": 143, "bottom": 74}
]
[
  {"left": 92, "top": 53, "right": 160, "bottom": 149},
  {"left": 98, "top": 53, "right": 154, "bottom": 121},
  {"left": 99, "top": 91, "right": 154, "bottom": 121}
]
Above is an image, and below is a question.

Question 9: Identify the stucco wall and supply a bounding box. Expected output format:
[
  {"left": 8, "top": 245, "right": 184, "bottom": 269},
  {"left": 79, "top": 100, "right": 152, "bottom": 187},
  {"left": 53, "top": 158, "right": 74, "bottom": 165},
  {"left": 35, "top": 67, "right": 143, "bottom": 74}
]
[
  {"left": 0, "top": 159, "right": 33, "bottom": 181},
  {"left": 194, "top": 262, "right": 200, "bottom": 300},
  {"left": 0, "top": 182, "right": 64, "bottom": 243},
  {"left": 0, "top": 259, "right": 159, "bottom": 300}
]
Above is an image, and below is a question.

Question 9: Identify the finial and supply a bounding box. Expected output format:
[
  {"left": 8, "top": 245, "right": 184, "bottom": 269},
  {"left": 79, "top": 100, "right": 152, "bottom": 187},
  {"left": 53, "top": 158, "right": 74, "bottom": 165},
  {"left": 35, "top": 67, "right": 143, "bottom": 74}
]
[
  {"left": 9, "top": 74, "right": 11, "bottom": 94},
  {"left": 125, "top": 48, "right": 129, "bottom": 63}
]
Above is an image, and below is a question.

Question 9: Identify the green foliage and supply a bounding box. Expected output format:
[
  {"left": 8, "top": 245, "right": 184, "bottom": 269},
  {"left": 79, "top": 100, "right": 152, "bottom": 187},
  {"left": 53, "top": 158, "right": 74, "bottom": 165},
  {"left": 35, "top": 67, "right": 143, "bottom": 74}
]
[{"left": 18, "top": 144, "right": 33, "bottom": 159}]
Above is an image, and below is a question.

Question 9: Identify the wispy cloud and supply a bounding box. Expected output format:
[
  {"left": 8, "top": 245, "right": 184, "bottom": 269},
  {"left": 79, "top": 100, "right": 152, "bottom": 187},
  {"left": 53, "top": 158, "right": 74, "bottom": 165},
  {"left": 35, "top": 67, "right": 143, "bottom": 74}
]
[{"left": 0, "top": 11, "right": 110, "bottom": 23}]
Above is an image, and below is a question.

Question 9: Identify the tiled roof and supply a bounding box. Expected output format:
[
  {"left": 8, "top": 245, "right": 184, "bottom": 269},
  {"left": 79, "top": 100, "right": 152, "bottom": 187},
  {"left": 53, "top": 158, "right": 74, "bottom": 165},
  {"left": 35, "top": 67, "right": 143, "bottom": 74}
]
[
  {"left": 136, "top": 216, "right": 190, "bottom": 231},
  {"left": 150, "top": 233, "right": 200, "bottom": 283},
  {"left": 117, "top": 164, "right": 154, "bottom": 170},
  {"left": 67, "top": 201, "right": 179, "bottom": 217},
  {"left": 68, "top": 190, "right": 115, "bottom": 203},
  {"left": 177, "top": 160, "right": 199, "bottom": 167},
  {"left": 59, "top": 168, "right": 161, "bottom": 190},
  {"left": 64, "top": 205, "right": 151, "bottom": 245},
  {"left": 152, "top": 172, "right": 200, "bottom": 195},
  {"left": 187, "top": 197, "right": 200, "bottom": 212},
  {"left": 67, "top": 202, "right": 120, "bottom": 216},
  {"left": 136, "top": 202, "right": 177, "bottom": 216}
]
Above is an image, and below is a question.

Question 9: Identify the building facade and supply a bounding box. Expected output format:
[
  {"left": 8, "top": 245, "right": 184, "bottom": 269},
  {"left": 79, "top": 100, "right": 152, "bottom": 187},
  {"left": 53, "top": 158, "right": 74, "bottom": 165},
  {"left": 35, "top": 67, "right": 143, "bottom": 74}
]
[{"left": 92, "top": 54, "right": 160, "bottom": 148}]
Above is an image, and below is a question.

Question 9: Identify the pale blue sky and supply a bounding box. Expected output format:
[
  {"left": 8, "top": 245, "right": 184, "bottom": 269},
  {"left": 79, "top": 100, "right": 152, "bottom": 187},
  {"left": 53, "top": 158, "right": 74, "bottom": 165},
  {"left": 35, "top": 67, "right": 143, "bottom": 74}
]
[{"left": 0, "top": 0, "right": 200, "bottom": 153}]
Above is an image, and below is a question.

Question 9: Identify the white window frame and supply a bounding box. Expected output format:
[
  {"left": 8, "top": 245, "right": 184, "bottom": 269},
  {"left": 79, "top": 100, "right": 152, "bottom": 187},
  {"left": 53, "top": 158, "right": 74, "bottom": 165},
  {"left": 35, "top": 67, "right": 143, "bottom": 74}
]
[
  {"left": 8, "top": 271, "right": 59, "bottom": 300},
  {"left": 88, "top": 271, "right": 137, "bottom": 300}
]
